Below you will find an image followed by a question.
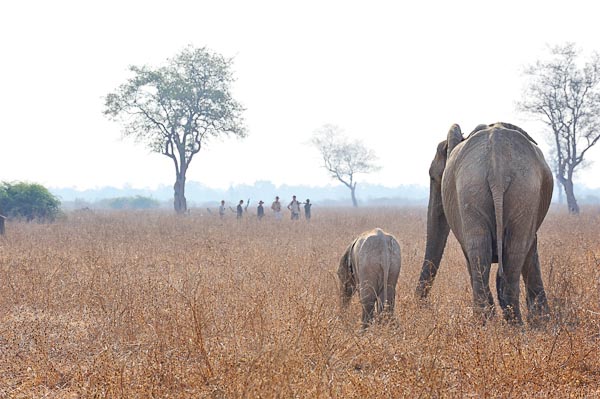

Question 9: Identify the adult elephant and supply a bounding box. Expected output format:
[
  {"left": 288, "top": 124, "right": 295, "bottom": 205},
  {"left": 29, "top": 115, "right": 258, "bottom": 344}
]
[{"left": 415, "top": 122, "right": 553, "bottom": 325}]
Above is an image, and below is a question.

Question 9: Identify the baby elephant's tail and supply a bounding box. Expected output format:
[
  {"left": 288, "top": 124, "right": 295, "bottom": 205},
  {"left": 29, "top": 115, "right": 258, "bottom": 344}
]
[{"left": 382, "top": 235, "right": 393, "bottom": 312}]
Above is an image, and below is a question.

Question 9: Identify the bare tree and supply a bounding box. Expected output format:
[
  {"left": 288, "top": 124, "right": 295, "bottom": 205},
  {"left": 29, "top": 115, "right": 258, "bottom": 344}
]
[
  {"left": 518, "top": 43, "right": 600, "bottom": 214},
  {"left": 104, "top": 47, "right": 246, "bottom": 214},
  {"left": 311, "top": 124, "right": 380, "bottom": 207}
]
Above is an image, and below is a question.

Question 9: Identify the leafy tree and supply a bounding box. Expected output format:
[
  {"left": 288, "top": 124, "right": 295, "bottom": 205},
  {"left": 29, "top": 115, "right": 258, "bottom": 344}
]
[
  {"left": 518, "top": 43, "right": 600, "bottom": 214},
  {"left": 104, "top": 46, "right": 246, "bottom": 214},
  {"left": 311, "top": 124, "right": 380, "bottom": 207},
  {"left": 0, "top": 182, "right": 61, "bottom": 221}
]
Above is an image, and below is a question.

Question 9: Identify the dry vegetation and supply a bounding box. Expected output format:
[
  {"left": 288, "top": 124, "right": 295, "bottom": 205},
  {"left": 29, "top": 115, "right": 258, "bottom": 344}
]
[{"left": 0, "top": 206, "right": 599, "bottom": 398}]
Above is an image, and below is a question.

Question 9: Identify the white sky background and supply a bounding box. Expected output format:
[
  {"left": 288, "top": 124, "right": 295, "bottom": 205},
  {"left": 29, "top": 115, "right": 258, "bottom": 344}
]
[{"left": 2, "top": 0, "right": 600, "bottom": 190}]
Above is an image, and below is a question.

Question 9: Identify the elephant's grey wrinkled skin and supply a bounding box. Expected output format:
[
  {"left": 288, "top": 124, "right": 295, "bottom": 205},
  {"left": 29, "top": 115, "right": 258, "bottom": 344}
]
[
  {"left": 416, "top": 122, "right": 553, "bottom": 325},
  {"left": 338, "top": 228, "right": 401, "bottom": 327}
]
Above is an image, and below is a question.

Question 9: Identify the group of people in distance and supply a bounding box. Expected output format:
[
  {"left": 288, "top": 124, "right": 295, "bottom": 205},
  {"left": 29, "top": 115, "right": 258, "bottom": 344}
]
[{"left": 218, "top": 195, "right": 312, "bottom": 221}]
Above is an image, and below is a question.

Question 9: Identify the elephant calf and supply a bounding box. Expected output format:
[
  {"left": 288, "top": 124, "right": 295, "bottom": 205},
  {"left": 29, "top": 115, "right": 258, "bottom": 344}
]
[{"left": 338, "top": 228, "right": 401, "bottom": 327}]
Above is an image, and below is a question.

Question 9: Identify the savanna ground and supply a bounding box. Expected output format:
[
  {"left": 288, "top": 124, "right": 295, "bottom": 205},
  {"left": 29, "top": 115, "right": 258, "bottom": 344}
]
[{"left": 0, "top": 206, "right": 598, "bottom": 398}]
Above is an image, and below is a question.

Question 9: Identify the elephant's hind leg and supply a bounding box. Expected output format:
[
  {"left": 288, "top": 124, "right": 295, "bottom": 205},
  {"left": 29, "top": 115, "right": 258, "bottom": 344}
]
[
  {"left": 522, "top": 239, "right": 550, "bottom": 326},
  {"left": 465, "top": 236, "right": 495, "bottom": 321},
  {"left": 385, "top": 284, "right": 397, "bottom": 314},
  {"left": 360, "top": 288, "right": 377, "bottom": 328},
  {"left": 497, "top": 248, "right": 528, "bottom": 325}
]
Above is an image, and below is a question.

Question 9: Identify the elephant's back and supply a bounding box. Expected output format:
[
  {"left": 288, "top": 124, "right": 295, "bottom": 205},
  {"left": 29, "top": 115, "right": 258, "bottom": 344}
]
[
  {"left": 442, "top": 126, "right": 552, "bottom": 233},
  {"left": 450, "top": 127, "right": 549, "bottom": 183},
  {"left": 485, "top": 128, "right": 552, "bottom": 202},
  {"left": 352, "top": 229, "right": 401, "bottom": 272}
]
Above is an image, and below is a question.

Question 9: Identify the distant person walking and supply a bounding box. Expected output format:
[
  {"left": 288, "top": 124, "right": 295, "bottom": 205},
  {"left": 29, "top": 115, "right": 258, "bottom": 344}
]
[
  {"left": 219, "top": 200, "right": 226, "bottom": 218},
  {"left": 271, "top": 196, "right": 282, "bottom": 221},
  {"left": 236, "top": 200, "right": 244, "bottom": 219},
  {"left": 257, "top": 200, "right": 265, "bottom": 220},
  {"left": 288, "top": 195, "right": 300, "bottom": 220},
  {"left": 304, "top": 199, "right": 312, "bottom": 221}
]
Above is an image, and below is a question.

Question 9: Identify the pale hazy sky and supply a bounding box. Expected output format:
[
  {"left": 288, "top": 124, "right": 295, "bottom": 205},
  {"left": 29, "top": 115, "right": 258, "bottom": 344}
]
[{"left": 2, "top": 0, "right": 600, "bottom": 190}]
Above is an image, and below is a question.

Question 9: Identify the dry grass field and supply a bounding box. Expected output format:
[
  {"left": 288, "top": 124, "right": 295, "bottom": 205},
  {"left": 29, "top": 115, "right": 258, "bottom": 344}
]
[{"left": 0, "top": 206, "right": 598, "bottom": 398}]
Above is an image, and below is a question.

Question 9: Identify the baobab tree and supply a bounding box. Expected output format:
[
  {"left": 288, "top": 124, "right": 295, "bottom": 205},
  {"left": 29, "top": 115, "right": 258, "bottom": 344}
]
[
  {"left": 311, "top": 124, "right": 380, "bottom": 207},
  {"left": 519, "top": 43, "right": 600, "bottom": 214},
  {"left": 104, "top": 46, "right": 246, "bottom": 214}
]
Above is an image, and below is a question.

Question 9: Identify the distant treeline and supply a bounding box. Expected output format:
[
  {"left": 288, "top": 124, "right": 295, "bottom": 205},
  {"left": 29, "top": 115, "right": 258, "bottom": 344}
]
[
  {"left": 97, "top": 196, "right": 161, "bottom": 210},
  {"left": 53, "top": 180, "right": 600, "bottom": 209},
  {"left": 54, "top": 181, "right": 430, "bottom": 207}
]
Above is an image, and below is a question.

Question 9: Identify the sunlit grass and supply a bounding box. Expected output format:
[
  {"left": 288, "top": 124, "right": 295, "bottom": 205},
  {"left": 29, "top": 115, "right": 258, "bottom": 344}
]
[{"left": 0, "top": 207, "right": 598, "bottom": 397}]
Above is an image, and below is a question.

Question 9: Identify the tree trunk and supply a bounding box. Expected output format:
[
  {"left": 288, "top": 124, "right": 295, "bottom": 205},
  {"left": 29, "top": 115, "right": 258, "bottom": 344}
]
[
  {"left": 0, "top": 215, "right": 5, "bottom": 235},
  {"left": 556, "top": 177, "right": 564, "bottom": 204},
  {"left": 350, "top": 184, "right": 358, "bottom": 207},
  {"left": 173, "top": 174, "right": 187, "bottom": 214},
  {"left": 562, "top": 178, "right": 579, "bottom": 215}
]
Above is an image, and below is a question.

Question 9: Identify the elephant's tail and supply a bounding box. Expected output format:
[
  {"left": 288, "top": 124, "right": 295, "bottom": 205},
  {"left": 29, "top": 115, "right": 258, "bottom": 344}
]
[
  {"left": 489, "top": 155, "right": 506, "bottom": 278},
  {"left": 492, "top": 188, "right": 504, "bottom": 277},
  {"left": 382, "top": 234, "right": 391, "bottom": 312}
]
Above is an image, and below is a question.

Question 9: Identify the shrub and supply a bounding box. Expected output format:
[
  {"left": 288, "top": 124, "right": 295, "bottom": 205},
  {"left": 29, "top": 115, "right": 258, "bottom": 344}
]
[
  {"left": 101, "top": 195, "right": 161, "bottom": 210},
  {"left": 0, "top": 181, "right": 61, "bottom": 221}
]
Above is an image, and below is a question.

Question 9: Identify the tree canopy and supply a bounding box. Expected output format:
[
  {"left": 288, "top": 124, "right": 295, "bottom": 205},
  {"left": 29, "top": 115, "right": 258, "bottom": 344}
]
[
  {"left": 311, "top": 124, "right": 379, "bottom": 207},
  {"left": 0, "top": 182, "right": 61, "bottom": 221},
  {"left": 104, "top": 46, "right": 246, "bottom": 213},
  {"left": 519, "top": 43, "right": 600, "bottom": 214}
]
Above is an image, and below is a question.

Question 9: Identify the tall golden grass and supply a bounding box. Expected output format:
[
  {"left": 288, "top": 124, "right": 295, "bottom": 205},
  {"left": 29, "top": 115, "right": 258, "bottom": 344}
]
[{"left": 0, "top": 206, "right": 598, "bottom": 397}]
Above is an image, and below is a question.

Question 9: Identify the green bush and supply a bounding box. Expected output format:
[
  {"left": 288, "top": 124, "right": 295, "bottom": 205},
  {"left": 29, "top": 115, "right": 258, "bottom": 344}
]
[
  {"left": 101, "top": 195, "right": 160, "bottom": 210},
  {"left": 0, "top": 182, "right": 61, "bottom": 222}
]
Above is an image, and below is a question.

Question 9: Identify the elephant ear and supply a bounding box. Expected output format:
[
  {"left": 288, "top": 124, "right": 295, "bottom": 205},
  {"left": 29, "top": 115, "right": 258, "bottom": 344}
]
[
  {"left": 470, "top": 124, "right": 489, "bottom": 136},
  {"left": 338, "top": 243, "right": 354, "bottom": 282},
  {"left": 446, "top": 124, "right": 464, "bottom": 157}
]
